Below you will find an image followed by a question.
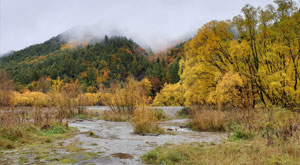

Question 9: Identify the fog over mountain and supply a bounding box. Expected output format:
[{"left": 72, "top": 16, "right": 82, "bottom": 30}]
[{"left": 0, "top": 0, "right": 274, "bottom": 55}]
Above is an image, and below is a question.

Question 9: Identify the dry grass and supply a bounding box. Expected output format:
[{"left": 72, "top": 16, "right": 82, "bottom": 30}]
[
  {"left": 142, "top": 106, "right": 300, "bottom": 164},
  {"left": 0, "top": 122, "right": 74, "bottom": 150},
  {"left": 188, "top": 106, "right": 300, "bottom": 142},
  {"left": 0, "top": 107, "right": 73, "bottom": 150},
  {"left": 189, "top": 109, "right": 227, "bottom": 131},
  {"left": 142, "top": 138, "right": 300, "bottom": 165},
  {"left": 0, "top": 70, "right": 13, "bottom": 107},
  {"left": 102, "top": 110, "right": 131, "bottom": 122},
  {"left": 100, "top": 77, "right": 148, "bottom": 115},
  {"left": 132, "top": 109, "right": 164, "bottom": 134}
]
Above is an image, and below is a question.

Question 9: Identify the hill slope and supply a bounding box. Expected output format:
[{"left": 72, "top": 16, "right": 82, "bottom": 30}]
[{"left": 0, "top": 35, "right": 150, "bottom": 88}]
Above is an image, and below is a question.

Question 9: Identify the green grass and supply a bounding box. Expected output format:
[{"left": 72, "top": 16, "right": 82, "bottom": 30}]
[
  {"left": 74, "top": 114, "right": 86, "bottom": 119},
  {"left": 18, "top": 156, "right": 29, "bottom": 164},
  {"left": 39, "top": 125, "right": 67, "bottom": 135},
  {"left": 57, "top": 157, "right": 77, "bottom": 164}
]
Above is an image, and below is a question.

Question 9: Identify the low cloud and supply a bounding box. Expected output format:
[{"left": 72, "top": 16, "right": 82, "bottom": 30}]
[{"left": 1, "top": 0, "right": 274, "bottom": 54}]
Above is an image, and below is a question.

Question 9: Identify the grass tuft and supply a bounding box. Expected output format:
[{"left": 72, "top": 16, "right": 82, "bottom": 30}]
[{"left": 132, "top": 109, "right": 164, "bottom": 134}]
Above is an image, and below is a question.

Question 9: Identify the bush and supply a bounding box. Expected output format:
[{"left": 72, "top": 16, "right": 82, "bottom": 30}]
[
  {"left": 13, "top": 91, "right": 52, "bottom": 107},
  {"left": 132, "top": 109, "right": 164, "bottom": 134}
]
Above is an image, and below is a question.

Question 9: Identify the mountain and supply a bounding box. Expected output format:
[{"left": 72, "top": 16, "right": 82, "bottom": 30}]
[
  {"left": 0, "top": 34, "right": 150, "bottom": 89},
  {"left": 0, "top": 26, "right": 188, "bottom": 93}
]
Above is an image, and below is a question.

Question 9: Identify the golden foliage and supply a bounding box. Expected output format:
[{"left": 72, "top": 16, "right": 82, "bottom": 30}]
[
  {"left": 159, "top": 3, "right": 300, "bottom": 108},
  {"left": 13, "top": 91, "right": 52, "bottom": 107},
  {"left": 152, "top": 83, "right": 185, "bottom": 106},
  {"left": 76, "top": 93, "right": 100, "bottom": 106},
  {"left": 60, "top": 41, "right": 88, "bottom": 50}
]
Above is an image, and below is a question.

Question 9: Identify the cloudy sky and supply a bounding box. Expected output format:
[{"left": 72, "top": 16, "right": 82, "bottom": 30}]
[{"left": 0, "top": 0, "right": 274, "bottom": 54}]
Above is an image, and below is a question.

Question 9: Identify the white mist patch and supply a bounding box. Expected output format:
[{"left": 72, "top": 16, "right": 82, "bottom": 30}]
[{"left": 59, "top": 22, "right": 194, "bottom": 52}]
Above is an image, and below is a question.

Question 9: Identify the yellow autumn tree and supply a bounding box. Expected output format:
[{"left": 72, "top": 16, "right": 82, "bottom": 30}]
[
  {"left": 152, "top": 83, "right": 185, "bottom": 106},
  {"left": 156, "top": 0, "right": 300, "bottom": 109}
]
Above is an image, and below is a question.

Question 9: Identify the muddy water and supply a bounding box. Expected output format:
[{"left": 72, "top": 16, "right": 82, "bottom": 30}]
[{"left": 67, "top": 106, "right": 228, "bottom": 165}]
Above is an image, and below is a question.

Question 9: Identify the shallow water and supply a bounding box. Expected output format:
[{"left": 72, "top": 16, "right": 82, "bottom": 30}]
[
  {"left": 67, "top": 106, "right": 228, "bottom": 164},
  {"left": 0, "top": 106, "right": 228, "bottom": 165}
]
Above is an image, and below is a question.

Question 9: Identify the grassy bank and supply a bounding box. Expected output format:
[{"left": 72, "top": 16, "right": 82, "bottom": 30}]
[
  {"left": 142, "top": 138, "right": 300, "bottom": 164},
  {"left": 0, "top": 124, "right": 75, "bottom": 150},
  {"left": 143, "top": 106, "right": 300, "bottom": 164}
]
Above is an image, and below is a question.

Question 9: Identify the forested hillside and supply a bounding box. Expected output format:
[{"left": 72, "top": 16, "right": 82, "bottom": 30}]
[
  {"left": 0, "top": 35, "right": 149, "bottom": 88},
  {"left": 0, "top": 33, "right": 183, "bottom": 95}
]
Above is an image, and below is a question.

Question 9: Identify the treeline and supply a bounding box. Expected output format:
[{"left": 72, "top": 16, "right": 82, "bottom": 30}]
[
  {"left": 155, "top": 0, "right": 300, "bottom": 109},
  {"left": 0, "top": 35, "right": 183, "bottom": 96}
]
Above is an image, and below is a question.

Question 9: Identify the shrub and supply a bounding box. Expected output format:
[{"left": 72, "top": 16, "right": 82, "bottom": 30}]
[
  {"left": 132, "top": 109, "right": 164, "bottom": 134},
  {"left": 13, "top": 91, "right": 52, "bottom": 107}
]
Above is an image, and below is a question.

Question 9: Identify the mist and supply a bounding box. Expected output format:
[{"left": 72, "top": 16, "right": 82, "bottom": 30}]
[
  {"left": 0, "top": 0, "right": 274, "bottom": 55},
  {"left": 59, "top": 22, "right": 195, "bottom": 52}
]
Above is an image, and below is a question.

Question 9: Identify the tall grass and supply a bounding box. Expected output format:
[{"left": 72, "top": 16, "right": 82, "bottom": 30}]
[
  {"left": 132, "top": 108, "right": 164, "bottom": 134},
  {"left": 189, "top": 106, "right": 300, "bottom": 143},
  {"left": 100, "top": 77, "right": 148, "bottom": 115},
  {"left": 189, "top": 109, "right": 227, "bottom": 131},
  {"left": 0, "top": 108, "right": 73, "bottom": 149},
  {"left": 143, "top": 106, "right": 300, "bottom": 164},
  {"left": 142, "top": 139, "right": 300, "bottom": 164}
]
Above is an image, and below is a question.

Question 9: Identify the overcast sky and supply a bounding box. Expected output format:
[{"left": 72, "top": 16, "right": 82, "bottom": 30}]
[{"left": 0, "top": 0, "right": 274, "bottom": 54}]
